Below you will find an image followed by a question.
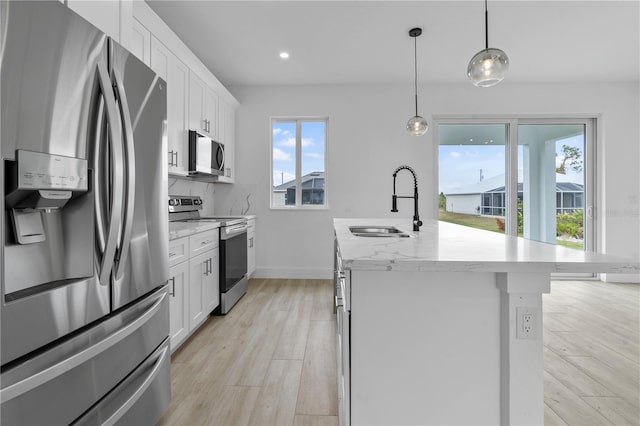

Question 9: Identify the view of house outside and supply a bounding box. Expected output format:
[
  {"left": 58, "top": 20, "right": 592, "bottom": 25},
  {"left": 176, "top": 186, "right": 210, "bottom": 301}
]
[
  {"left": 438, "top": 123, "right": 585, "bottom": 249},
  {"left": 272, "top": 119, "right": 326, "bottom": 207}
]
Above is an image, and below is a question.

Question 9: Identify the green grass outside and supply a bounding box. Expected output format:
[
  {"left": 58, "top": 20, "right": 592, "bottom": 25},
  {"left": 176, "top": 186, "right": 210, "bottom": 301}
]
[
  {"left": 438, "top": 209, "right": 504, "bottom": 233},
  {"left": 438, "top": 209, "right": 585, "bottom": 250}
]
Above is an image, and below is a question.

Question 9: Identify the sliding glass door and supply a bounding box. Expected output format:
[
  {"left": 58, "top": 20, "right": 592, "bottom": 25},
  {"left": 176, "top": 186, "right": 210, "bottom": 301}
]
[{"left": 436, "top": 118, "right": 596, "bottom": 257}]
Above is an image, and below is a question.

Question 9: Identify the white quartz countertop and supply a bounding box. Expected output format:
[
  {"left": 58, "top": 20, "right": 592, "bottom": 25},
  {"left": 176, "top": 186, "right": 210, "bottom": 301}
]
[
  {"left": 169, "top": 221, "right": 220, "bottom": 241},
  {"left": 334, "top": 218, "right": 640, "bottom": 273}
]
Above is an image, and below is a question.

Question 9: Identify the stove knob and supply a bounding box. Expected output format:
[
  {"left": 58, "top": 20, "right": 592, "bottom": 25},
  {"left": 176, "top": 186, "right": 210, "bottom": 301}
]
[
  {"left": 169, "top": 199, "right": 178, "bottom": 206},
  {"left": 195, "top": 199, "right": 202, "bottom": 205}
]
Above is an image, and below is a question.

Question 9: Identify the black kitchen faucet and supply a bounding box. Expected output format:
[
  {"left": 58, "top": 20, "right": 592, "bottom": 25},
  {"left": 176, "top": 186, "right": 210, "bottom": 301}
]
[{"left": 391, "top": 165, "right": 423, "bottom": 231}]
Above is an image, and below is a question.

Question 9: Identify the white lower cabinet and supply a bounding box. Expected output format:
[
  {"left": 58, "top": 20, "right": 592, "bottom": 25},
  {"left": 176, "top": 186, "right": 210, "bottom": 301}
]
[
  {"left": 168, "top": 260, "right": 189, "bottom": 351},
  {"left": 205, "top": 249, "right": 220, "bottom": 312},
  {"left": 168, "top": 228, "right": 219, "bottom": 353},
  {"left": 247, "top": 218, "right": 256, "bottom": 277}
]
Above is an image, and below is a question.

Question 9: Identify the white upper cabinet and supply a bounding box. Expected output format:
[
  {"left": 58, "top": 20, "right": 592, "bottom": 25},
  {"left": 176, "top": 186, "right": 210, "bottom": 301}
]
[
  {"left": 67, "top": 0, "right": 120, "bottom": 42},
  {"left": 132, "top": 0, "right": 238, "bottom": 182},
  {"left": 216, "top": 100, "right": 236, "bottom": 183},
  {"left": 189, "top": 72, "right": 218, "bottom": 140},
  {"left": 130, "top": 19, "right": 151, "bottom": 65},
  {"left": 151, "top": 36, "right": 189, "bottom": 176}
]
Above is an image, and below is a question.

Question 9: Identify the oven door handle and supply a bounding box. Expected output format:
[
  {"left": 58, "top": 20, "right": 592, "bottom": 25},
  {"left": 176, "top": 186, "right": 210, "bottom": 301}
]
[{"left": 221, "top": 226, "right": 247, "bottom": 240}]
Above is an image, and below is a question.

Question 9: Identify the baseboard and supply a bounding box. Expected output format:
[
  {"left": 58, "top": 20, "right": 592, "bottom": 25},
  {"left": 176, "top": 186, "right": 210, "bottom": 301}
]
[
  {"left": 600, "top": 273, "right": 640, "bottom": 283},
  {"left": 254, "top": 267, "right": 333, "bottom": 280}
]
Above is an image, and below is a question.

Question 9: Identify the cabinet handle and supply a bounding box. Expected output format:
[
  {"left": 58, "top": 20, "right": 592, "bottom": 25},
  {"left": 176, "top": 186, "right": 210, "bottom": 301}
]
[
  {"left": 202, "top": 119, "right": 207, "bottom": 132},
  {"left": 168, "top": 150, "right": 174, "bottom": 166},
  {"left": 174, "top": 151, "right": 178, "bottom": 166},
  {"left": 208, "top": 258, "right": 212, "bottom": 275},
  {"left": 201, "top": 240, "right": 210, "bottom": 245},
  {"left": 170, "top": 277, "right": 175, "bottom": 297},
  {"left": 169, "top": 252, "right": 176, "bottom": 258}
]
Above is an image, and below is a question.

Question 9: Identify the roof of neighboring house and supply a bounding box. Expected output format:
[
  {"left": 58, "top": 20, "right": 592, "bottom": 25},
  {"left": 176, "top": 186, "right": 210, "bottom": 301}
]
[
  {"left": 486, "top": 182, "right": 584, "bottom": 193},
  {"left": 445, "top": 171, "right": 583, "bottom": 196},
  {"left": 274, "top": 171, "right": 325, "bottom": 191}
]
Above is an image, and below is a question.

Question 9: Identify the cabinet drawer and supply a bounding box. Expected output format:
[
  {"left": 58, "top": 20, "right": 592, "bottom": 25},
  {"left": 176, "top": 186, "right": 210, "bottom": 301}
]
[
  {"left": 189, "top": 229, "right": 219, "bottom": 257},
  {"left": 169, "top": 237, "right": 189, "bottom": 267}
]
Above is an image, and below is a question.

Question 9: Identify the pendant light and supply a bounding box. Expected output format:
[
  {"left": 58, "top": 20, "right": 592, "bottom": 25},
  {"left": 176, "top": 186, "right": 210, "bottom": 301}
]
[
  {"left": 467, "top": 0, "right": 509, "bottom": 87},
  {"left": 406, "top": 27, "right": 428, "bottom": 136}
]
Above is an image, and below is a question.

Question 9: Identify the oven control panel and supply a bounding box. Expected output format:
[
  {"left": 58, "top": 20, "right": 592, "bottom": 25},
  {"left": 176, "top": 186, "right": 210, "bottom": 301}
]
[{"left": 168, "top": 195, "right": 203, "bottom": 213}]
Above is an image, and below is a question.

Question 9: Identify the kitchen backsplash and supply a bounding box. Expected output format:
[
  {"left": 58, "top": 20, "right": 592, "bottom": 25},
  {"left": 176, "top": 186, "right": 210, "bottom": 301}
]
[{"left": 168, "top": 178, "right": 215, "bottom": 215}]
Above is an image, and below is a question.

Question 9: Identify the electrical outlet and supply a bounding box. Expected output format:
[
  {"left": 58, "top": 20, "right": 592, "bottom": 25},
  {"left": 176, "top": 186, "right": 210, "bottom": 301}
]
[{"left": 516, "top": 307, "right": 537, "bottom": 339}]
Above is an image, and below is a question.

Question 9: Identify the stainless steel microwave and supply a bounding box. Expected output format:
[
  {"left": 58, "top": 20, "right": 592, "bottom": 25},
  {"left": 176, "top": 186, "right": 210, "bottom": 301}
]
[{"left": 188, "top": 130, "right": 224, "bottom": 176}]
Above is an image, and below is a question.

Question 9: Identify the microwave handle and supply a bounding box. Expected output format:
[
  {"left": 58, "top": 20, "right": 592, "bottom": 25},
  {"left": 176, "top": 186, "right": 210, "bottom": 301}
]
[{"left": 217, "top": 144, "right": 225, "bottom": 173}]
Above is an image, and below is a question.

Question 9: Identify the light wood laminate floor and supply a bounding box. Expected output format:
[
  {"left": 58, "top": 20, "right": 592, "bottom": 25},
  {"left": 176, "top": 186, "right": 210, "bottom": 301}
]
[
  {"left": 158, "top": 279, "right": 338, "bottom": 426},
  {"left": 543, "top": 280, "right": 639, "bottom": 425},
  {"left": 158, "top": 279, "right": 639, "bottom": 426}
]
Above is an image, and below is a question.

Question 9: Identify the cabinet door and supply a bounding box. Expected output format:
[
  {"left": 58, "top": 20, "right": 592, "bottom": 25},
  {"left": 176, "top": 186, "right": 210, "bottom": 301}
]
[
  {"left": 130, "top": 19, "right": 151, "bottom": 65},
  {"left": 189, "top": 72, "right": 207, "bottom": 135},
  {"left": 152, "top": 36, "right": 189, "bottom": 175},
  {"left": 204, "top": 86, "right": 218, "bottom": 139},
  {"left": 189, "top": 252, "right": 208, "bottom": 330},
  {"left": 247, "top": 228, "right": 256, "bottom": 277},
  {"left": 216, "top": 101, "right": 235, "bottom": 183},
  {"left": 203, "top": 248, "right": 220, "bottom": 313},
  {"left": 169, "top": 261, "right": 189, "bottom": 352},
  {"left": 67, "top": 1, "right": 120, "bottom": 42},
  {"left": 169, "top": 57, "right": 189, "bottom": 175}
]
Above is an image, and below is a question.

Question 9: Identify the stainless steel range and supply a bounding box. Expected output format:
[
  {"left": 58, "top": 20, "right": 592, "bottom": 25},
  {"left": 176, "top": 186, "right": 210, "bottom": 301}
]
[{"left": 168, "top": 195, "right": 248, "bottom": 314}]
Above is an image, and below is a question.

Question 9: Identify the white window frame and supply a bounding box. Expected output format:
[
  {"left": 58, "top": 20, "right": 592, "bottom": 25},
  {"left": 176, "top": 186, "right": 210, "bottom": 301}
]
[{"left": 270, "top": 117, "right": 329, "bottom": 210}]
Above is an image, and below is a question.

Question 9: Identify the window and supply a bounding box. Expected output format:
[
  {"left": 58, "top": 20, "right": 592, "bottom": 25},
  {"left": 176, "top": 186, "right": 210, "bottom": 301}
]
[{"left": 271, "top": 118, "right": 327, "bottom": 208}]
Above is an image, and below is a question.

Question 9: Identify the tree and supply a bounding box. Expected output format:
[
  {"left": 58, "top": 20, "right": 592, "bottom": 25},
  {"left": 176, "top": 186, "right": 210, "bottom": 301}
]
[
  {"left": 439, "top": 192, "right": 446, "bottom": 210},
  {"left": 556, "top": 145, "right": 583, "bottom": 174}
]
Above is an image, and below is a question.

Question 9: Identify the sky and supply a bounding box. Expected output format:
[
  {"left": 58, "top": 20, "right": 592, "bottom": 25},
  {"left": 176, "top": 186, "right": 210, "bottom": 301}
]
[
  {"left": 439, "top": 134, "right": 585, "bottom": 195},
  {"left": 272, "top": 121, "right": 325, "bottom": 187}
]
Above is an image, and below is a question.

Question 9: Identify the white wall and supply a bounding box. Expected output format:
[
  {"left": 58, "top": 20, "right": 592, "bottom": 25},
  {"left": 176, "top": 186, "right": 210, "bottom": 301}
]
[
  {"left": 446, "top": 194, "right": 481, "bottom": 215},
  {"left": 214, "top": 82, "right": 640, "bottom": 282}
]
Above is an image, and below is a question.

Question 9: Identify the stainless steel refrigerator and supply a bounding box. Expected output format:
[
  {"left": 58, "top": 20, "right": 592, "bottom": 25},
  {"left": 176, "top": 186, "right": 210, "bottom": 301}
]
[{"left": 0, "top": 1, "right": 170, "bottom": 424}]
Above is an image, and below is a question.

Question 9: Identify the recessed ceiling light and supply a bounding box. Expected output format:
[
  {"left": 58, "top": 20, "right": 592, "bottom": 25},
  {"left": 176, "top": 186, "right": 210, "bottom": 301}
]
[{"left": 279, "top": 52, "right": 289, "bottom": 59}]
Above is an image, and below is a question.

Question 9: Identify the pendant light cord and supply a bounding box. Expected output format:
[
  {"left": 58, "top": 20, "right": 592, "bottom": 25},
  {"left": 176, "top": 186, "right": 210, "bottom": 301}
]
[
  {"left": 484, "top": 0, "right": 489, "bottom": 49},
  {"left": 414, "top": 34, "right": 418, "bottom": 116}
]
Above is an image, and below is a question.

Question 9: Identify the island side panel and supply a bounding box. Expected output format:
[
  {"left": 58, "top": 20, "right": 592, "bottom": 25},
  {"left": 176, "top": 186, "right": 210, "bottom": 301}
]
[
  {"left": 497, "top": 272, "right": 550, "bottom": 426},
  {"left": 350, "top": 270, "right": 501, "bottom": 425}
]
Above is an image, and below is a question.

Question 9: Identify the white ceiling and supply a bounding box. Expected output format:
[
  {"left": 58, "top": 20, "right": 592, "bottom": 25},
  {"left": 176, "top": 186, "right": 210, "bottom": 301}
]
[{"left": 146, "top": 1, "right": 640, "bottom": 87}]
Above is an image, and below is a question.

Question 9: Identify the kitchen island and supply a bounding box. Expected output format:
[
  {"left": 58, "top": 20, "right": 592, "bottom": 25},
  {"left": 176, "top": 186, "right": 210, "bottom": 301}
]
[{"left": 333, "top": 218, "right": 639, "bottom": 426}]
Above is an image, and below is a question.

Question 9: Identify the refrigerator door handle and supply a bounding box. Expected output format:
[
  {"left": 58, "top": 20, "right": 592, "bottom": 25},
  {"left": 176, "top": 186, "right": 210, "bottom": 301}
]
[
  {"left": 112, "top": 70, "right": 136, "bottom": 281},
  {"left": 94, "top": 98, "right": 107, "bottom": 253},
  {"left": 96, "top": 61, "right": 124, "bottom": 286},
  {"left": 99, "top": 344, "right": 169, "bottom": 426},
  {"left": 0, "top": 290, "right": 167, "bottom": 404}
]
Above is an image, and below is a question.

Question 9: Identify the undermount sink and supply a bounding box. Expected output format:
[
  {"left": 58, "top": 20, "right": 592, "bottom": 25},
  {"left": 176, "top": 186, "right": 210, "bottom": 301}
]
[{"left": 349, "top": 226, "right": 413, "bottom": 238}]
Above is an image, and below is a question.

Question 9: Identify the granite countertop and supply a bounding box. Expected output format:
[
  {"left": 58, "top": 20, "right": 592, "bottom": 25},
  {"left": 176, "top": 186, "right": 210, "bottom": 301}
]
[
  {"left": 169, "top": 221, "right": 220, "bottom": 241},
  {"left": 334, "top": 218, "right": 640, "bottom": 273}
]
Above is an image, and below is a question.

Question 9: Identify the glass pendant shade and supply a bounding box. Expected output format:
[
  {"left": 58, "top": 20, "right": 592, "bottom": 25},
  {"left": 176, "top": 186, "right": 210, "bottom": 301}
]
[
  {"left": 407, "top": 116, "right": 428, "bottom": 136},
  {"left": 467, "top": 47, "right": 509, "bottom": 87}
]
